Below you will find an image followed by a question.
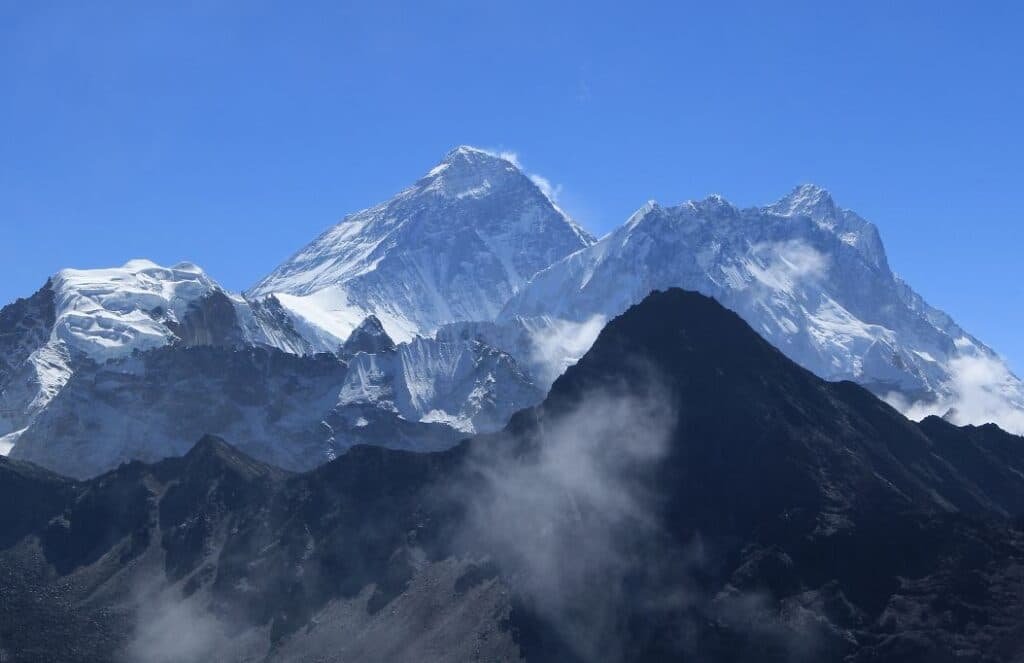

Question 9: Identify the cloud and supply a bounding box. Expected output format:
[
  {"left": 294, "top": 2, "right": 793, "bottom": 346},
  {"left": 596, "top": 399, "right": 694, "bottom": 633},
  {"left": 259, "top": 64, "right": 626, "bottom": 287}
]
[
  {"left": 886, "top": 354, "right": 1024, "bottom": 434},
  {"left": 527, "top": 314, "right": 607, "bottom": 387},
  {"left": 455, "top": 372, "right": 680, "bottom": 660},
  {"left": 747, "top": 240, "right": 830, "bottom": 294},
  {"left": 119, "top": 587, "right": 245, "bottom": 663},
  {"left": 452, "top": 372, "right": 831, "bottom": 660}
]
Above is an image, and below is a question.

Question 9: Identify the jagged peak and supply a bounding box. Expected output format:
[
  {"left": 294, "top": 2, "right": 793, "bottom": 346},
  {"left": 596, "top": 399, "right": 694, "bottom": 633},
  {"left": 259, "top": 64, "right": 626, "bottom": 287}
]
[
  {"left": 354, "top": 313, "right": 387, "bottom": 333},
  {"left": 342, "top": 314, "right": 396, "bottom": 355},
  {"left": 413, "top": 145, "right": 531, "bottom": 201},
  {"left": 428, "top": 145, "right": 520, "bottom": 177},
  {"left": 769, "top": 183, "right": 837, "bottom": 218},
  {"left": 443, "top": 144, "right": 509, "bottom": 162},
  {"left": 696, "top": 193, "right": 739, "bottom": 212}
]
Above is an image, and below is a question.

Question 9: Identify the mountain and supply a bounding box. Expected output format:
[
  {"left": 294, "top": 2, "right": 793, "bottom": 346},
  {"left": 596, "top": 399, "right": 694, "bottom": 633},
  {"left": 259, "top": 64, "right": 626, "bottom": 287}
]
[
  {"left": 249, "top": 146, "right": 594, "bottom": 342},
  {"left": 0, "top": 259, "right": 342, "bottom": 449},
  {"left": 4, "top": 332, "right": 538, "bottom": 479},
  {"left": 500, "top": 185, "right": 1024, "bottom": 431},
  {"left": 5, "top": 154, "right": 1022, "bottom": 473},
  {"left": 2, "top": 289, "right": 1024, "bottom": 662},
  {"left": 0, "top": 261, "right": 540, "bottom": 476}
]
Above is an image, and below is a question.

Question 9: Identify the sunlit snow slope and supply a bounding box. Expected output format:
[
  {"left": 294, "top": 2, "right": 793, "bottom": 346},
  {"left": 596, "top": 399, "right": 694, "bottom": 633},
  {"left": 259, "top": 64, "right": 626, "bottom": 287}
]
[{"left": 249, "top": 146, "right": 594, "bottom": 341}]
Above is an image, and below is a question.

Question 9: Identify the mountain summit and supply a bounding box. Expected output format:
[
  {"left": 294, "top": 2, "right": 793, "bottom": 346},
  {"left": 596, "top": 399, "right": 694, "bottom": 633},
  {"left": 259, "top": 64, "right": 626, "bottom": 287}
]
[
  {"left": 500, "top": 186, "right": 1024, "bottom": 430},
  {"left": 249, "top": 146, "right": 594, "bottom": 342}
]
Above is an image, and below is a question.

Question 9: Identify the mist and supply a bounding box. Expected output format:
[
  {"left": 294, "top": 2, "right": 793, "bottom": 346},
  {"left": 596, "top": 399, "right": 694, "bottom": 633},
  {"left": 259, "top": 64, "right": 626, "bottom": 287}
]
[
  {"left": 118, "top": 584, "right": 261, "bottom": 663},
  {"left": 527, "top": 314, "right": 607, "bottom": 387},
  {"left": 886, "top": 354, "right": 1024, "bottom": 434},
  {"left": 456, "top": 371, "right": 679, "bottom": 660}
]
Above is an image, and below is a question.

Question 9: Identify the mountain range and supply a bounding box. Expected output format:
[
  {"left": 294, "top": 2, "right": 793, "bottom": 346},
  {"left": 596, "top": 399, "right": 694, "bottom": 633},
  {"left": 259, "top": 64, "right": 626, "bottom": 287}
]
[
  {"left": 2, "top": 289, "right": 1024, "bottom": 662},
  {"left": 1, "top": 146, "right": 1022, "bottom": 478}
]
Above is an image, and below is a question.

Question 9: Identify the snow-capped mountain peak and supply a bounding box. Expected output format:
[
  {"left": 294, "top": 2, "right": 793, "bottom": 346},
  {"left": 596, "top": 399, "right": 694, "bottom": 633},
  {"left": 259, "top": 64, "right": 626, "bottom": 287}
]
[
  {"left": 769, "top": 183, "right": 837, "bottom": 218},
  {"left": 765, "top": 184, "right": 888, "bottom": 270},
  {"left": 421, "top": 145, "right": 521, "bottom": 194},
  {"left": 249, "top": 145, "right": 596, "bottom": 341},
  {"left": 419, "top": 147, "right": 504, "bottom": 197},
  {"left": 341, "top": 314, "right": 396, "bottom": 355},
  {"left": 500, "top": 185, "right": 1024, "bottom": 432}
]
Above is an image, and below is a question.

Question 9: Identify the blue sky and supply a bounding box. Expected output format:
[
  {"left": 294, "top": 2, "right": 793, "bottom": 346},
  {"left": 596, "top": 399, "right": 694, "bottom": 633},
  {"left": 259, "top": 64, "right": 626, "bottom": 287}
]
[{"left": 2, "top": 2, "right": 1022, "bottom": 370}]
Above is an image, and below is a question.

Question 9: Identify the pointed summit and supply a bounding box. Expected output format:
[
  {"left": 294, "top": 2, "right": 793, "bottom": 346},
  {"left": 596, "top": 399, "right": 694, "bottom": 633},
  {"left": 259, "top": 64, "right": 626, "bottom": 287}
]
[
  {"left": 441, "top": 145, "right": 512, "bottom": 165},
  {"left": 417, "top": 145, "right": 527, "bottom": 200},
  {"left": 769, "top": 183, "right": 837, "bottom": 219},
  {"left": 427, "top": 145, "right": 517, "bottom": 177},
  {"left": 180, "top": 434, "right": 285, "bottom": 481},
  {"left": 250, "top": 146, "right": 594, "bottom": 340},
  {"left": 341, "top": 315, "right": 396, "bottom": 355}
]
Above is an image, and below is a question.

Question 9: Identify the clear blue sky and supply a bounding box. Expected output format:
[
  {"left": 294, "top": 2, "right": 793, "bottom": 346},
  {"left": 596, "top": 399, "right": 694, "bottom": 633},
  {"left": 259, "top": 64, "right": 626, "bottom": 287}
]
[{"left": 2, "top": 2, "right": 1021, "bottom": 370}]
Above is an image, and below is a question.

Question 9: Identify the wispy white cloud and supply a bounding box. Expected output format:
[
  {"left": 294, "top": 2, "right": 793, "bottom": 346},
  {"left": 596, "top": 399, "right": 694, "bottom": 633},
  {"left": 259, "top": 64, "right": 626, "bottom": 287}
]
[
  {"left": 528, "top": 314, "right": 606, "bottom": 387},
  {"left": 886, "top": 354, "right": 1024, "bottom": 434},
  {"left": 746, "top": 239, "right": 830, "bottom": 295},
  {"left": 457, "top": 375, "right": 678, "bottom": 660}
]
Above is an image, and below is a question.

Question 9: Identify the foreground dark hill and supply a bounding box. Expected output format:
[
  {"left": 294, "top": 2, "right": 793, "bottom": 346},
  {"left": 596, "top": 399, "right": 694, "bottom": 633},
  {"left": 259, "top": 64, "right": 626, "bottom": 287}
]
[{"left": 2, "top": 289, "right": 1024, "bottom": 662}]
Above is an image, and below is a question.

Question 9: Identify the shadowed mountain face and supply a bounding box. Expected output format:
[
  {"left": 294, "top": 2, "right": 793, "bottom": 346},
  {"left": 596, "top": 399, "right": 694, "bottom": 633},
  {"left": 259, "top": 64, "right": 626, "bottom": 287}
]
[{"left": 2, "top": 289, "right": 1024, "bottom": 662}]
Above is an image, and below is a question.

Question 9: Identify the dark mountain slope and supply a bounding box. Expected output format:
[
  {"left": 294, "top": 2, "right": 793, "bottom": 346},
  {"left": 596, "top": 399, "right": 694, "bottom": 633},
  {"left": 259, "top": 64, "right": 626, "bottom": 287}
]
[{"left": 1, "top": 289, "right": 1024, "bottom": 662}]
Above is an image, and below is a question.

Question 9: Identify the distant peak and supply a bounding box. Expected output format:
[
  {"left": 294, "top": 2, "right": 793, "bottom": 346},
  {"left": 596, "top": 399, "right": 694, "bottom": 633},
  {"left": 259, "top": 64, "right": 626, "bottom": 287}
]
[
  {"left": 793, "top": 182, "right": 830, "bottom": 196},
  {"left": 440, "top": 145, "right": 519, "bottom": 170},
  {"left": 418, "top": 145, "right": 523, "bottom": 190},
  {"left": 444, "top": 144, "right": 501, "bottom": 159},
  {"left": 700, "top": 193, "right": 736, "bottom": 209},
  {"left": 770, "top": 183, "right": 836, "bottom": 217},
  {"left": 625, "top": 200, "right": 661, "bottom": 229},
  {"left": 341, "top": 314, "right": 396, "bottom": 355}
]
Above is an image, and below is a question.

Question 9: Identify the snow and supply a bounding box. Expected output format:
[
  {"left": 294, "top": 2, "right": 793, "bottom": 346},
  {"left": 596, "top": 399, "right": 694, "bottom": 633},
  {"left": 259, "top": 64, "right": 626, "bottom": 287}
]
[
  {"left": 273, "top": 288, "right": 365, "bottom": 348},
  {"left": 51, "top": 260, "right": 220, "bottom": 361},
  {"left": 5, "top": 150, "right": 1024, "bottom": 470},
  {"left": 0, "top": 428, "right": 24, "bottom": 455},
  {"left": 248, "top": 145, "right": 595, "bottom": 339},
  {"left": 501, "top": 185, "right": 1024, "bottom": 429},
  {"left": 420, "top": 409, "right": 474, "bottom": 433}
]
